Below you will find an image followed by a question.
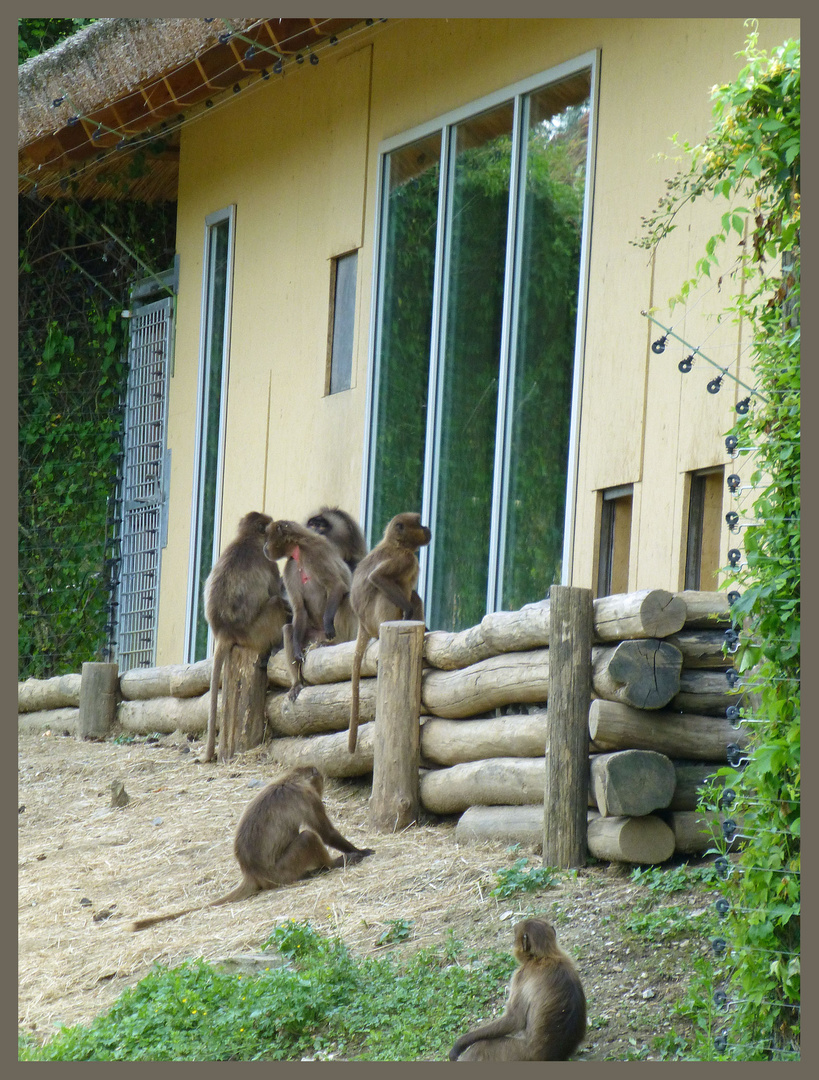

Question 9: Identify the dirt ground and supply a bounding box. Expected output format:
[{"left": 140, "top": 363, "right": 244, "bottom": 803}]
[{"left": 18, "top": 726, "right": 716, "bottom": 1060}]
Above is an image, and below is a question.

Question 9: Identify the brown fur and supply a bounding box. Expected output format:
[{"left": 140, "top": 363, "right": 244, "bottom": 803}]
[
  {"left": 306, "top": 506, "right": 368, "bottom": 573},
  {"left": 131, "top": 766, "right": 374, "bottom": 931},
  {"left": 202, "top": 511, "right": 289, "bottom": 763},
  {"left": 264, "top": 519, "right": 358, "bottom": 700},
  {"left": 449, "top": 918, "right": 587, "bottom": 1061},
  {"left": 348, "top": 512, "right": 431, "bottom": 752}
]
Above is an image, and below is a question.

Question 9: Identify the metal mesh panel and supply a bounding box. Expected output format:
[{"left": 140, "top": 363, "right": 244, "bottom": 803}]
[{"left": 115, "top": 298, "right": 173, "bottom": 671}]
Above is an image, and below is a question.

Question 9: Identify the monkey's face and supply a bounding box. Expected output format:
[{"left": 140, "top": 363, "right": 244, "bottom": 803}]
[
  {"left": 306, "top": 513, "right": 331, "bottom": 537},
  {"left": 386, "top": 513, "right": 432, "bottom": 550}
]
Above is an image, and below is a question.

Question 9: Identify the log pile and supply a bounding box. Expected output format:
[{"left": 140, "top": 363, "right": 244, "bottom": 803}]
[{"left": 17, "top": 588, "right": 741, "bottom": 865}]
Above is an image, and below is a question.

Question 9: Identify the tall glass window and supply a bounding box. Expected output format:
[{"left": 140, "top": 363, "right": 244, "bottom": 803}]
[
  {"left": 186, "top": 206, "right": 235, "bottom": 661},
  {"left": 367, "top": 57, "right": 596, "bottom": 631}
]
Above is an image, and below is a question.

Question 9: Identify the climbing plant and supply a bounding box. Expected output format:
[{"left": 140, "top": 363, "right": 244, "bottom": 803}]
[{"left": 638, "top": 23, "right": 799, "bottom": 1060}]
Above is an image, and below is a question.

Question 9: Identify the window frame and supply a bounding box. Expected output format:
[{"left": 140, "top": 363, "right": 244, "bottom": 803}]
[
  {"left": 361, "top": 50, "right": 600, "bottom": 618},
  {"left": 185, "top": 204, "right": 236, "bottom": 662}
]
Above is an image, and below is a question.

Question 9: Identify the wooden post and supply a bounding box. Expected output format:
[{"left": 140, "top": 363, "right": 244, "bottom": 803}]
[
  {"left": 370, "top": 620, "right": 425, "bottom": 832},
  {"left": 219, "top": 646, "right": 267, "bottom": 761},
  {"left": 78, "top": 662, "right": 118, "bottom": 739},
  {"left": 543, "top": 585, "right": 592, "bottom": 868}
]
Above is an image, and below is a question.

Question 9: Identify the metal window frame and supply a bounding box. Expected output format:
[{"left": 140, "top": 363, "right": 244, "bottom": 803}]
[
  {"left": 361, "top": 50, "right": 600, "bottom": 615},
  {"left": 185, "top": 205, "right": 236, "bottom": 662}
]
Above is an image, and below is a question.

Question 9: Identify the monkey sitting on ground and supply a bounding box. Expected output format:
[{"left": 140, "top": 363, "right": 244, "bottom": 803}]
[
  {"left": 264, "top": 518, "right": 359, "bottom": 700},
  {"left": 306, "top": 506, "right": 368, "bottom": 574},
  {"left": 449, "top": 918, "right": 587, "bottom": 1061},
  {"left": 347, "top": 512, "right": 431, "bottom": 752},
  {"left": 202, "top": 511, "right": 290, "bottom": 763},
  {"left": 131, "top": 766, "right": 374, "bottom": 931}
]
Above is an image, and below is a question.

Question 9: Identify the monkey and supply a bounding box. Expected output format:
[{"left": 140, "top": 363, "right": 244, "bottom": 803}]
[
  {"left": 347, "top": 512, "right": 431, "bottom": 752},
  {"left": 264, "top": 519, "right": 358, "bottom": 700},
  {"left": 202, "top": 511, "right": 290, "bottom": 764},
  {"left": 306, "top": 506, "right": 368, "bottom": 574},
  {"left": 131, "top": 766, "right": 374, "bottom": 931},
  {"left": 449, "top": 918, "right": 587, "bottom": 1061}
]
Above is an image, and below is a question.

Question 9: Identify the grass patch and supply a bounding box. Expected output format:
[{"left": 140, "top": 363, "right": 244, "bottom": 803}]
[{"left": 19, "top": 921, "right": 516, "bottom": 1062}]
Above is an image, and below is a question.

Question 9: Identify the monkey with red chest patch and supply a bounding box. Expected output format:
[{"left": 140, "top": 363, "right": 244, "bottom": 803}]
[{"left": 264, "top": 518, "right": 358, "bottom": 700}]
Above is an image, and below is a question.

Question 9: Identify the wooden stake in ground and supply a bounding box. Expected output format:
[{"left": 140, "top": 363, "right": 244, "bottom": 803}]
[
  {"left": 543, "top": 586, "right": 592, "bottom": 868},
  {"left": 79, "top": 662, "right": 118, "bottom": 739},
  {"left": 370, "top": 620, "right": 425, "bottom": 832},
  {"left": 219, "top": 646, "right": 267, "bottom": 761}
]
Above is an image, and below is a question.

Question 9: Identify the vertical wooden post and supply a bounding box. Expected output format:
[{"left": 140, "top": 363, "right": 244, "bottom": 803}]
[
  {"left": 369, "top": 620, "right": 425, "bottom": 832},
  {"left": 220, "top": 646, "right": 267, "bottom": 762},
  {"left": 79, "top": 662, "right": 119, "bottom": 739},
  {"left": 543, "top": 585, "right": 593, "bottom": 867}
]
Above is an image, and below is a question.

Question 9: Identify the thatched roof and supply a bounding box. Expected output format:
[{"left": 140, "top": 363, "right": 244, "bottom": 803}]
[{"left": 18, "top": 17, "right": 368, "bottom": 202}]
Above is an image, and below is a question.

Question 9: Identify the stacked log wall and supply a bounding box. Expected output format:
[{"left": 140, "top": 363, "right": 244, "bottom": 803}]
[{"left": 18, "top": 589, "right": 741, "bottom": 864}]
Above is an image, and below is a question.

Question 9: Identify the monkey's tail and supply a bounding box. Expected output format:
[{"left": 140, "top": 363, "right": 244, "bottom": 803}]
[
  {"left": 131, "top": 879, "right": 261, "bottom": 931},
  {"left": 348, "top": 626, "right": 368, "bottom": 753},
  {"left": 203, "top": 644, "right": 225, "bottom": 762}
]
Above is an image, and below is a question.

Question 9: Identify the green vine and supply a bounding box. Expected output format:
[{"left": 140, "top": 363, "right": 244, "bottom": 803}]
[{"left": 639, "top": 23, "right": 799, "bottom": 1060}]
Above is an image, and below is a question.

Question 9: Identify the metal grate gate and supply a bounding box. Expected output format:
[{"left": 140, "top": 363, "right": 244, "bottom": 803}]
[{"left": 114, "top": 297, "right": 173, "bottom": 671}]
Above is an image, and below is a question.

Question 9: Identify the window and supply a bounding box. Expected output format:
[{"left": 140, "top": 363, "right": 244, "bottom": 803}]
[
  {"left": 186, "top": 206, "right": 235, "bottom": 662},
  {"left": 597, "top": 485, "right": 633, "bottom": 597},
  {"left": 684, "top": 467, "right": 724, "bottom": 590},
  {"left": 327, "top": 250, "right": 358, "bottom": 394},
  {"left": 365, "top": 54, "right": 597, "bottom": 631}
]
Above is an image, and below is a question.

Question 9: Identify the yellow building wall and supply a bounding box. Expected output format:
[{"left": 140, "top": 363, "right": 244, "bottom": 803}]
[{"left": 157, "top": 16, "right": 799, "bottom": 663}]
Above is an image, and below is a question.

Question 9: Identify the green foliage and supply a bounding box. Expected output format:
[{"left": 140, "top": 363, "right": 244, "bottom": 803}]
[
  {"left": 20, "top": 921, "right": 516, "bottom": 1062},
  {"left": 18, "top": 18, "right": 95, "bottom": 63},
  {"left": 18, "top": 196, "right": 177, "bottom": 678},
  {"left": 639, "top": 24, "right": 800, "bottom": 1060},
  {"left": 490, "top": 857, "right": 559, "bottom": 898},
  {"left": 630, "top": 863, "right": 719, "bottom": 896}
]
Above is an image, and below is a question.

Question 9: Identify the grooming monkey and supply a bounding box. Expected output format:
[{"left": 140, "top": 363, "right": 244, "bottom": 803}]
[
  {"left": 347, "top": 512, "right": 431, "bottom": 752},
  {"left": 449, "top": 918, "right": 587, "bottom": 1061},
  {"left": 131, "top": 766, "right": 374, "bottom": 931},
  {"left": 264, "top": 518, "right": 358, "bottom": 700},
  {"left": 306, "top": 506, "right": 368, "bottom": 574},
  {"left": 202, "top": 511, "right": 290, "bottom": 763}
]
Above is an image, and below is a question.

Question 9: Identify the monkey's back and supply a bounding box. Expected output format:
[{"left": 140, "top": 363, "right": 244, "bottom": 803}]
[
  {"left": 205, "top": 547, "right": 281, "bottom": 639},
  {"left": 529, "top": 955, "right": 587, "bottom": 1060},
  {"left": 350, "top": 544, "right": 419, "bottom": 638}
]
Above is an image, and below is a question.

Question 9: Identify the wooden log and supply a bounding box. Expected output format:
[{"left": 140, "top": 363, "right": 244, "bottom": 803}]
[
  {"left": 423, "top": 627, "right": 493, "bottom": 671},
  {"left": 79, "top": 662, "right": 119, "bottom": 739},
  {"left": 17, "top": 673, "right": 82, "bottom": 712},
  {"left": 592, "top": 639, "right": 682, "bottom": 709},
  {"left": 119, "top": 660, "right": 211, "bottom": 700},
  {"left": 592, "top": 589, "right": 686, "bottom": 642},
  {"left": 589, "top": 699, "right": 747, "bottom": 761},
  {"left": 587, "top": 809, "right": 675, "bottom": 864},
  {"left": 455, "top": 805, "right": 544, "bottom": 849},
  {"left": 677, "top": 590, "right": 732, "bottom": 628},
  {"left": 420, "top": 711, "right": 547, "bottom": 766},
  {"left": 670, "top": 760, "right": 724, "bottom": 811},
  {"left": 661, "top": 810, "right": 729, "bottom": 855},
  {"left": 117, "top": 693, "right": 210, "bottom": 735},
  {"left": 419, "top": 758, "right": 545, "bottom": 815},
  {"left": 479, "top": 602, "right": 551, "bottom": 653},
  {"left": 217, "top": 646, "right": 267, "bottom": 761},
  {"left": 18, "top": 707, "right": 80, "bottom": 734},
  {"left": 370, "top": 621, "right": 425, "bottom": 832},
  {"left": 267, "top": 722, "right": 375, "bottom": 777},
  {"left": 672, "top": 669, "right": 741, "bottom": 716},
  {"left": 589, "top": 750, "right": 676, "bottom": 817},
  {"left": 267, "top": 640, "right": 378, "bottom": 688},
  {"left": 544, "top": 585, "right": 592, "bottom": 868},
  {"left": 265, "top": 679, "right": 376, "bottom": 737},
  {"left": 421, "top": 649, "right": 549, "bottom": 719},
  {"left": 665, "top": 630, "right": 733, "bottom": 669}
]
